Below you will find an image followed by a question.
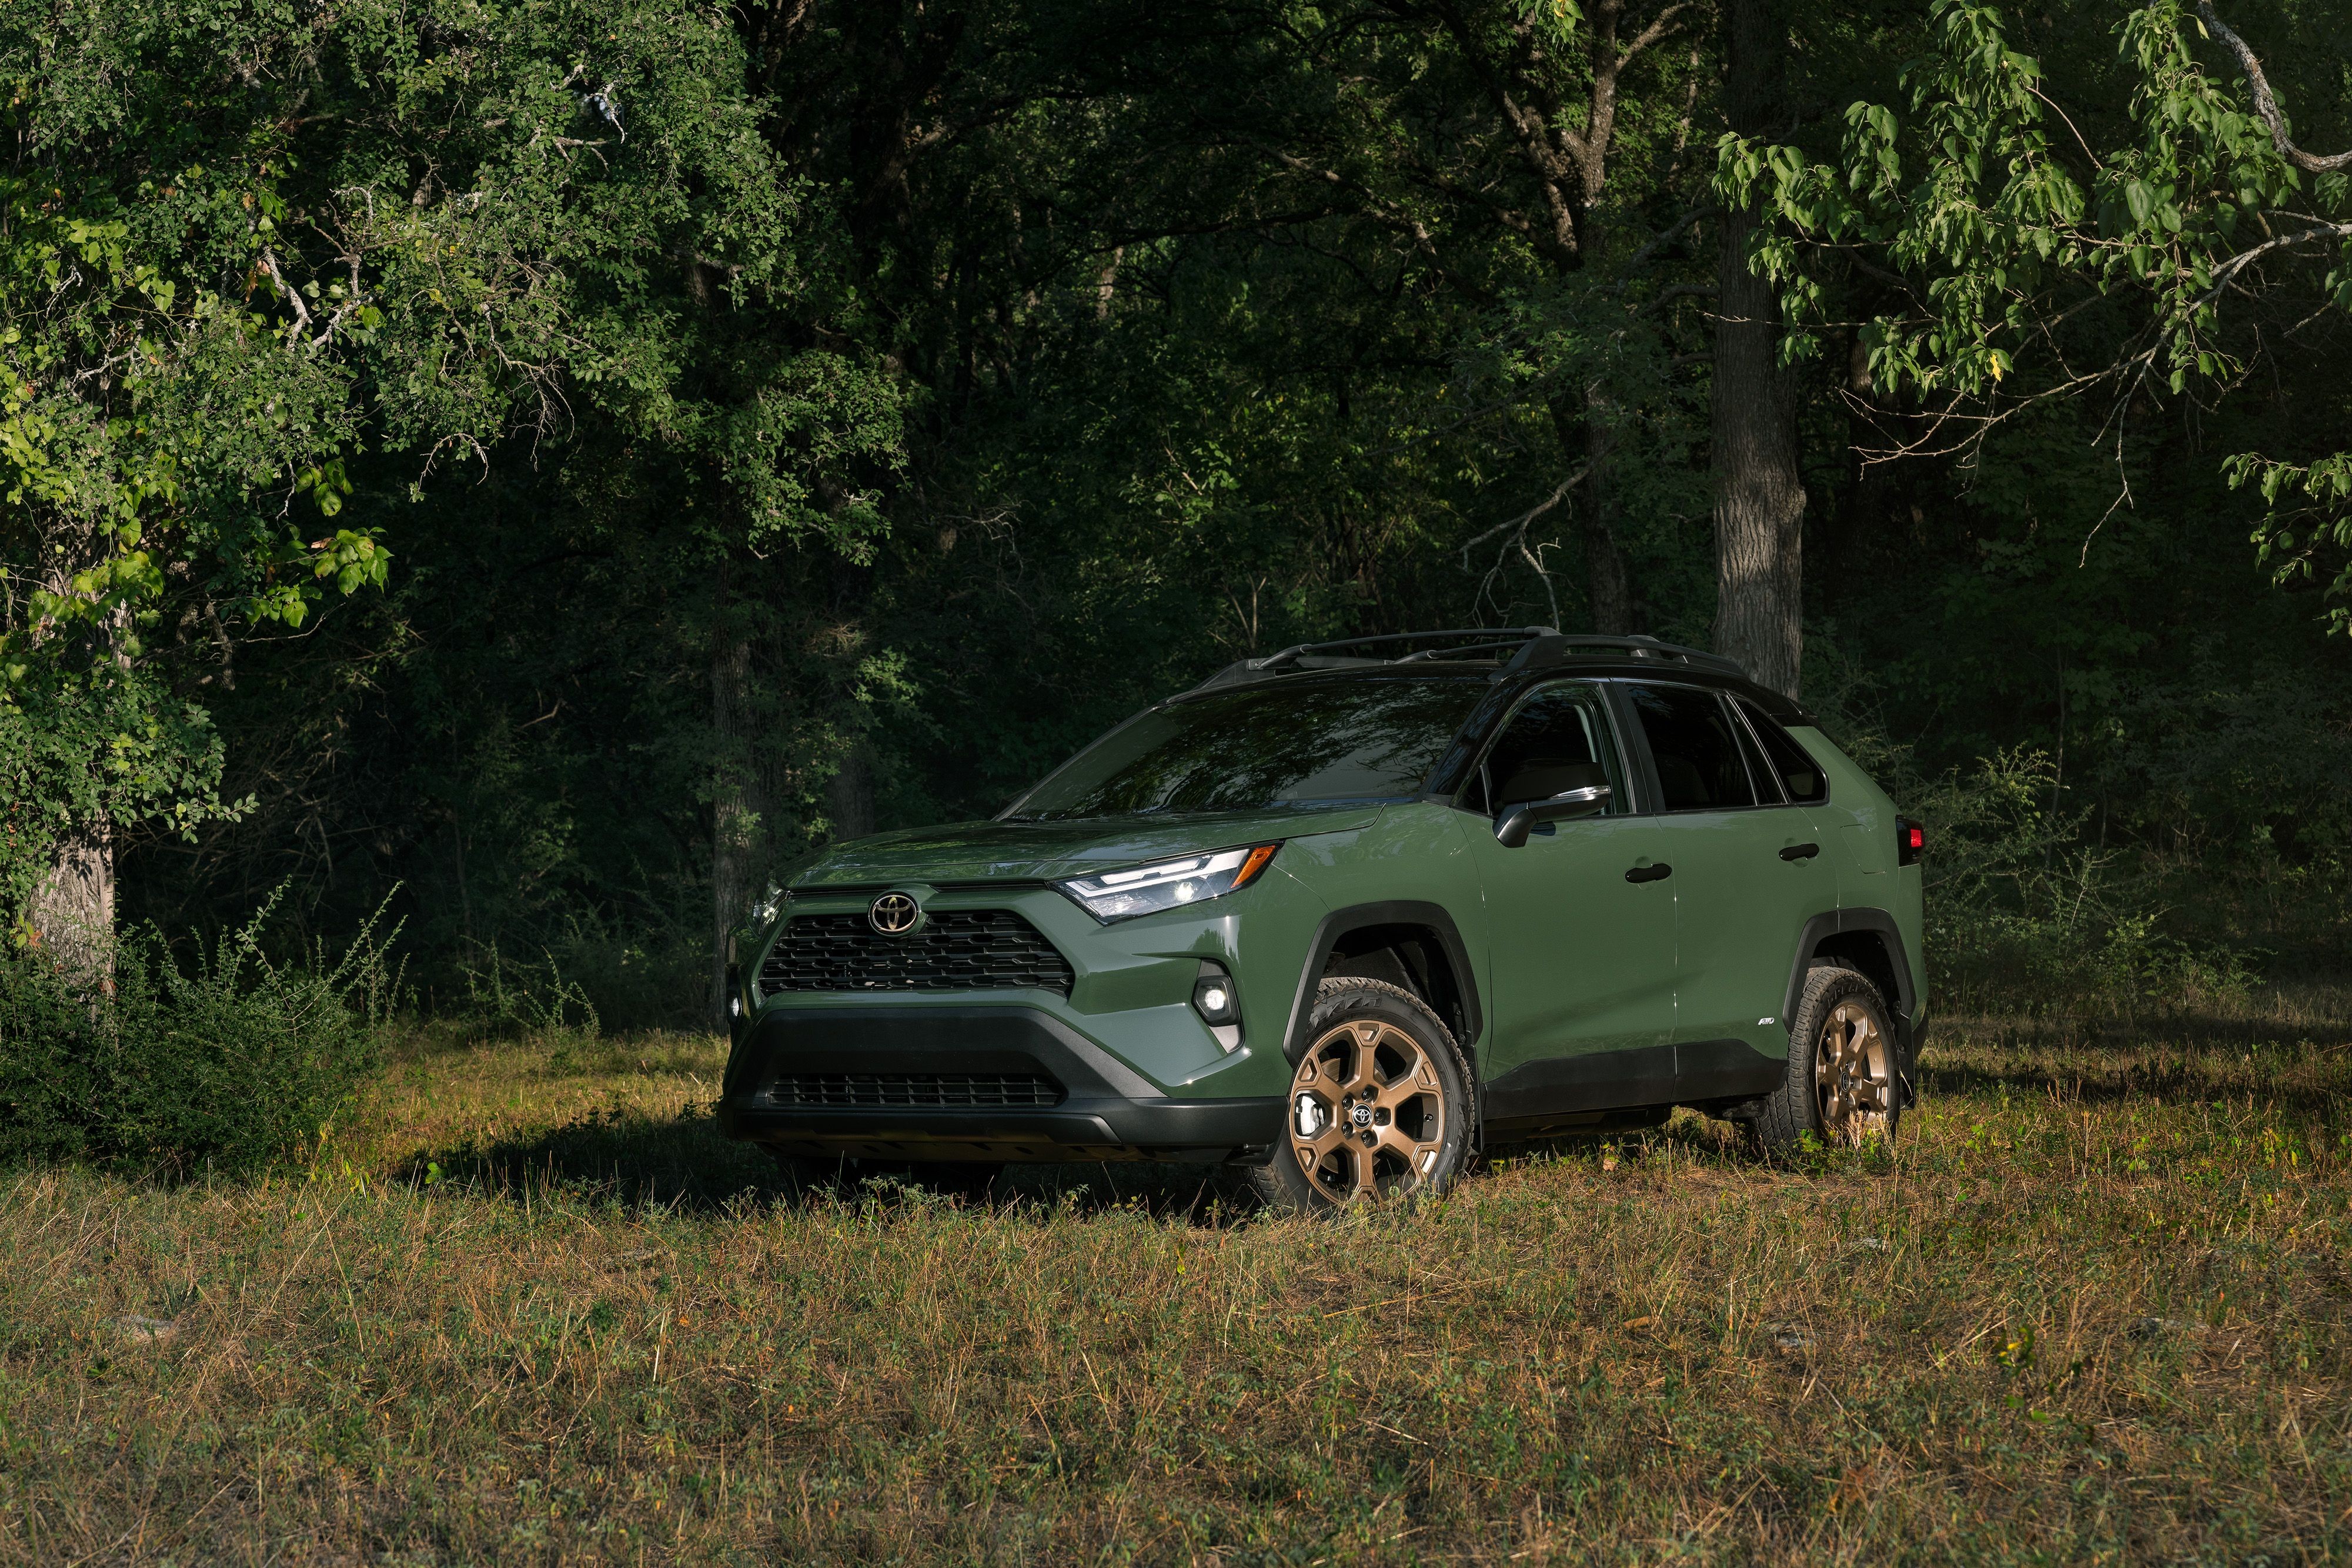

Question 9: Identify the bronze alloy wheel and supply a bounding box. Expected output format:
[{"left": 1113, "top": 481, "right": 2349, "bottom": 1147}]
[
  {"left": 1813, "top": 997, "right": 1893, "bottom": 1145},
  {"left": 1288, "top": 1015, "right": 1450, "bottom": 1201},
  {"left": 1738, "top": 963, "right": 1905, "bottom": 1154}
]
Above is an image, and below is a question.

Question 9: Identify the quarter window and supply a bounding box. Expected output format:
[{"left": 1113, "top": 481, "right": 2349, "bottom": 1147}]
[
  {"left": 1736, "top": 698, "right": 1829, "bottom": 804},
  {"left": 1628, "top": 685, "right": 1758, "bottom": 811}
]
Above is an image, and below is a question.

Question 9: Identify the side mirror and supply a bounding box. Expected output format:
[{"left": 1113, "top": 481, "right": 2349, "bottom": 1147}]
[{"left": 1494, "top": 784, "right": 1611, "bottom": 847}]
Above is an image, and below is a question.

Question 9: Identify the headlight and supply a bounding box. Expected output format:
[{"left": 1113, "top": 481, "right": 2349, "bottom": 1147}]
[{"left": 1055, "top": 844, "right": 1279, "bottom": 922}]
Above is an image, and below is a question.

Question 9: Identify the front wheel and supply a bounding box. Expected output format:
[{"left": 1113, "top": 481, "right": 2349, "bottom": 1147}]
[
  {"left": 1741, "top": 963, "right": 1902, "bottom": 1152},
  {"left": 1250, "top": 978, "right": 1474, "bottom": 1213}
]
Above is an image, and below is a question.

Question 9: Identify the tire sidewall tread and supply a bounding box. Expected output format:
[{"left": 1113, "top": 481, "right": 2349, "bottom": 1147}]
[
  {"left": 1744, "top": 963, "right": 1902, "bottom": 1152},
  {"left": 1248, "top": 976, "right": 1475, "bottom": 1215}
]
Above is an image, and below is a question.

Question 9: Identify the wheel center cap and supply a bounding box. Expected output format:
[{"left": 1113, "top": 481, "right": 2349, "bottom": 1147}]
[{"left": 1350, "top": 1102, "right": 1374, "bottom": 1128}]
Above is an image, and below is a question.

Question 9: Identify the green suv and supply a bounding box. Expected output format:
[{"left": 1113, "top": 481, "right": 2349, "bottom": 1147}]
[{"left": 717, "top": 630, "right": 1924, "bottom": 1209}]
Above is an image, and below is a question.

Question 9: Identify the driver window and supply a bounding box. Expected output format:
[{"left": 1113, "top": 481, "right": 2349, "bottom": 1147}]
[{"left": 1467, "top": 683, "right": 1625, "bottom": 816}]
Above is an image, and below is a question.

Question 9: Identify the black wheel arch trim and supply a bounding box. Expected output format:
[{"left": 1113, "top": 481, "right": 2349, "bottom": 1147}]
[
  {"left": 1785, "top": 908, "right": 1919, "bottom": 1025},
  {"left": 1282, "top": 901, "right": 1485, "bottom": 1064}
]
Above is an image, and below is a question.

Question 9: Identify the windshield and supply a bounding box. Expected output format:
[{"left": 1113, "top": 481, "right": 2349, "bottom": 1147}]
[{"left": 1007, "top": 677, "right": 1484, "bottom": 821}]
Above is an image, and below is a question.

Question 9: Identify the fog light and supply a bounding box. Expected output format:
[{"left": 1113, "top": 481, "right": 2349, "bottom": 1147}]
[{"left": 1191, "top": 974, "right": 1238, "bottom": 1025}]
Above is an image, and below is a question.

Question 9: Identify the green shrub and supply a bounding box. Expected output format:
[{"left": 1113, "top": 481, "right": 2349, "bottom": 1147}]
[
  {"left": 1858, "top": 745, "right": 2259, "bottom": 1015},
  {"left": 456, "top": 940, "right": 604, "bottom": 1042},
  {"left": 0, "top": 895, "right": 399, "bottom": 1175},
  {"left": 1806, "top": 647, "right": 2266, "bottom": 1015}
]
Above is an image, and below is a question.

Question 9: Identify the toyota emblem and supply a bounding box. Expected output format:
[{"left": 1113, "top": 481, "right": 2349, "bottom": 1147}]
[{"left": 868, "top": 892, "right": 921, "bottom": 935}]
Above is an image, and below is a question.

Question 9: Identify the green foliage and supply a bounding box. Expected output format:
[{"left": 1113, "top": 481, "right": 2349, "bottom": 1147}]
[
  {"left": 0, "top": 0, "right": 2327, "bottom": 1024},
  {"left": 0, "top": 893, "right": 399, "bottom": 1174},
  {"left": 1716, "top": 0, "right": 2352, "bottom": 620},
  {"left": 0, "top": 664, "right": 242, "bottom": 940},
  {"left": 1, "top": 0, "right": 903, "bottom": 941},
  {"left": 1890, "top": 744, "right": 2259, "bottom": 1013},
  {"left": 457, "top": 941, "right": 603, "bottom": 1042},
  {"left": 2242, "top": 448, "right": 2352, "bottom": 633}
]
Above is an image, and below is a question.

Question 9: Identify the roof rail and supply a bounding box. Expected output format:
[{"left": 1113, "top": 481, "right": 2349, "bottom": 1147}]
[
  {"left": 1496, "top": 633, "right": 1746, "bottom": 680},
  {"left": 1185, "top": 628, "right": 1556, "bottom": 694},
  {"left": 1256, "top": 627, "right": 1557, "bottom": 669},
  {"left": 1181, "top": 626, "right": 1747, "bottom": 696}
]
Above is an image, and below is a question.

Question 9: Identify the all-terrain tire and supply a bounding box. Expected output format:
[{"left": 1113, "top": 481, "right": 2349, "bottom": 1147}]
[
  {"left": 1741, "top": 963, "right": 1903, "bottom": 1152},
  {"left": 1249, "top": 977, "right": 1475, "bottom": 1214}
]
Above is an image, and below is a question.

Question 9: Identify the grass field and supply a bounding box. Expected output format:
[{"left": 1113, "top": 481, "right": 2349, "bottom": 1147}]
[{"left": 5, "top": 998, "right": 2351, "bottom": 1564}]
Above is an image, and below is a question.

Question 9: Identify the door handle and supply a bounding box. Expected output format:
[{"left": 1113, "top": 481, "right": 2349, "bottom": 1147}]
[
  {"left": 1624, "top": 862, "right": 1672, "bottom": 884},
  {"left": 1779, "top": 842, "right": 1821, "bottom": 861}
]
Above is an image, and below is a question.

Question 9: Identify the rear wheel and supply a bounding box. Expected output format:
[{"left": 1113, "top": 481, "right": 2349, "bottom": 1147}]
[
  {"left": 1742, "top": 964, "right": 1902, "bottom": 1152},
  {"left": 1250, "top": 978, "right": 1474, "bottom": 1213}
]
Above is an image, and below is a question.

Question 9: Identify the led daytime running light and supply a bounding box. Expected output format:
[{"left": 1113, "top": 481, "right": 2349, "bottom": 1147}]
[{"left": 1057, "top": 843, "right": 1279, "bottom": 922}]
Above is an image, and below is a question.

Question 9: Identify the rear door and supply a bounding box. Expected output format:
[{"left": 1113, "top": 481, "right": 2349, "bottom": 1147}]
[
  {"left": 1621, "top": 683, "right": 1838, "bottom": 1068},
  {"left": 1454, "top": 680, "right": 1679, "bottom": 1081}
]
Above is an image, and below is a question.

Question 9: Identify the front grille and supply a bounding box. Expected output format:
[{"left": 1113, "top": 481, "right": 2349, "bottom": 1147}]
[
  {"left": 769, "top": 1072, "right": 1064, "bottom": 1109},
  {"left": 757, "top": 908, "right": 1075, "bottom": 995}
]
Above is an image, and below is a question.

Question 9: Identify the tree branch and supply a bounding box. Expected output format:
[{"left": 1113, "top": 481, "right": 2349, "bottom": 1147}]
[
  {"left": 2192, "top": 220, "right": 2352, "bottom": 313},
  {"left": 1458, "top": 465, "right": 1588, "bottom": 569},
  {"left": 1615, "top": 1, "right": 1695, "bottom": 74},
  {"left": 2194, "top": 2, "right": 2352, "bottom": 174}
]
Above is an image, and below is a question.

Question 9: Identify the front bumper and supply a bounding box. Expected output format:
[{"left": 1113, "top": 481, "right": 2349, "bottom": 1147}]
[{"left": 716, "top": 1004, "right": 1283, "bottom": 1162}]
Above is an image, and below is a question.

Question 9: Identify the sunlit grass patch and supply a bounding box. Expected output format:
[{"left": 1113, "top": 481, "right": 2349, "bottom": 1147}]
[{"left": 1, "top": 999, "right": 2347, "bottom": 1563}]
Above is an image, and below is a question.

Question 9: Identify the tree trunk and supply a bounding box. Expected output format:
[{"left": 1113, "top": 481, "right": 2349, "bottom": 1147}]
[
  {"left": 709, "top": 634, "right": 761, "bottom": 1031},
  {"left": 26, "top": 817, "right": 114, "bottom": 985},
  {"left": 1711, "top": 0, "right": 1807, "bottom": 699},
  {"left": 827, "top": 743, "right": 877, "bottom": 841},
  {"left": 1550, "top": 396, "right": 1638, "bottom": 634},
  {"left": 1579, "top": 393, "right": 1640, "bottom": 636}
]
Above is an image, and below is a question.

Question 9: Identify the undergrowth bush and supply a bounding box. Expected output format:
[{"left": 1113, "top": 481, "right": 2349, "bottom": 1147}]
[
  {"left": 1909, "top": 747, "right": 2262, "bottom": 1015},
  {"left": 446, "top": 916, "right": 705, "bottom": 1038},
  {"left": 1808, "top": 648, "right": 2265, "bottom": 1017},
  {"left": 457, "top": 940, "right": 604, "bottom": 1043},
  {"left": 0, "top": 894, "right": 399, "bottom": 1175}
]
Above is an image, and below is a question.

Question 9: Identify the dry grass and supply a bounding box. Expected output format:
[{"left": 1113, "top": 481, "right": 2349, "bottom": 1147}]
[{"left": 5, "top": 999, "right": 2352, "bottom": 1564}]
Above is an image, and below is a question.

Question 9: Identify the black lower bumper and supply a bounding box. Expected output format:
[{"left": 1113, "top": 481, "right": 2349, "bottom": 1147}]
[{"left": 716, "top": 1004, "right": 1281, "bottom": 1162}]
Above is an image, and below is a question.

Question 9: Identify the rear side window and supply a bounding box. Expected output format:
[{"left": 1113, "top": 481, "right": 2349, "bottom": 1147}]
[
  {"left": 1467, "top": 682, "right": 1625, "bottom": 815},
  {"left": 1627, "top": 685, "right": 1758, "bottom": 811},
  {"left": 1731, "top": 710, "right": 1784, "bottom": 804},
  {"left": 1736, "top": 698, "right": 1829, "bottom": 804}
]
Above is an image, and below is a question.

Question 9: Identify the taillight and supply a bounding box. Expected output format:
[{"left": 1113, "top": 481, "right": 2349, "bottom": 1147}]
[{"left": 1896, "top": 815, "right": 1924, "bottom": 867}]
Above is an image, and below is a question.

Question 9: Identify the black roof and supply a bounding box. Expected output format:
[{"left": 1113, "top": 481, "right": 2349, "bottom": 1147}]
[{"left": 1182, "top": 627, "right": 1818, "bottom": 724}]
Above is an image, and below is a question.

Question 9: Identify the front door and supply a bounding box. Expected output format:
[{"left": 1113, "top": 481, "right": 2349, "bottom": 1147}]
[
  {"left": 1455, "top": 681, "right": 1679, "bottom": 1096},
  {"left": 1622, "top": 682, "right": 1839, "bottom": 1071}
]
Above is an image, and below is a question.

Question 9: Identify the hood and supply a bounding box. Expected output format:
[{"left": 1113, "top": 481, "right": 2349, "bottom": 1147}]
[{"left": 789, "top": 804, "right": 1387, "bottom": 888}]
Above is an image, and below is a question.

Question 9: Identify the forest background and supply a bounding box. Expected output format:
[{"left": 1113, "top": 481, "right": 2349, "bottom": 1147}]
[{"left": 5, "top": 0, "right": 2350, "bottom": 1039}]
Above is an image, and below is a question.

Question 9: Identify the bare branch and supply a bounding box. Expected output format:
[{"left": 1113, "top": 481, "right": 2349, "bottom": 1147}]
[
  {"left": 2194, "top": 2, "right": 2352, "bottom": 175},
  {"left": 1615, "top": 1, "right": 1695, "bottom": 73},
  {"left": 257, "top": 249, "right": 313, "bottom": 341},
  {"left": 2192, "top": 221, "right": 2352, "bottom": 313},
  {"left": 1457, "top": 464, "right": 1588, "bottom": 569}
]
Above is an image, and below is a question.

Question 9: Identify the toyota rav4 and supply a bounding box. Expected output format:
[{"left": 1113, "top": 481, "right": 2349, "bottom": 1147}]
[{"left": 717, "top": 630, "right": 1925, "bottom": 1210}]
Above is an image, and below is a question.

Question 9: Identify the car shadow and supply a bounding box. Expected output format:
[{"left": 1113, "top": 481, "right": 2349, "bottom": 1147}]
[{"left": 396, "top": 1103, "right": 1265, "bottom": 1223}]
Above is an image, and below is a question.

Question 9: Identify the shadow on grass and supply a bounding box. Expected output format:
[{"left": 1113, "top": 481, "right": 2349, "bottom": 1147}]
[
  {"left": 1936, "top": 1008, "right": 2352, "bottom": 1050},
  {"left": 1921, "top": 1011, "right": 2352, "bottom": 1113},
  {"left": 397, "top": 1104, "right": 1264, "bottom": 1223}
]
